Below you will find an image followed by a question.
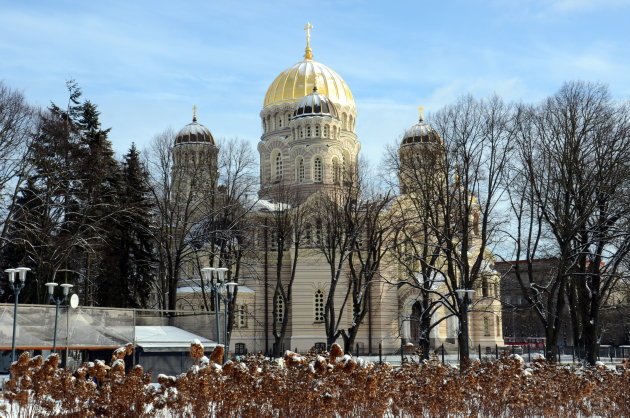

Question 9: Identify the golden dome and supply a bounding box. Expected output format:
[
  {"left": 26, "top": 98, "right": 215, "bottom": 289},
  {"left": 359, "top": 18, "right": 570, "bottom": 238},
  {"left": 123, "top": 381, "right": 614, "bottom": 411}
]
[{"left": 263, "top": 59, "right": 355, "bottom": 109}]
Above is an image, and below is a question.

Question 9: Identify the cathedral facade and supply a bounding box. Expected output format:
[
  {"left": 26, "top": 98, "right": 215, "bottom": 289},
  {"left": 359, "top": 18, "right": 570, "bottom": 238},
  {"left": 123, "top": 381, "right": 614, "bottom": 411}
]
[{"left": 175, "top": 28, "right": 504, "bottom": 356}]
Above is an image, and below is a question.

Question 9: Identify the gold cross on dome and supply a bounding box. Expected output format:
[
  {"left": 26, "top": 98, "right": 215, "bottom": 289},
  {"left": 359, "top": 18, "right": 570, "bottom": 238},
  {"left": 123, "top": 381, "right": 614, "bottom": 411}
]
[
  {"left": 193, "top": 105, "right": 197, "bottom": 121},
  {"left": 418, "top": 106, "right": 424, "bottom": 121},
  {"left": 305, "top": 22, "right": 313, "bottom": 45},
  {"left": 304, "top": 22, "right": 314, "bottom": 59}
]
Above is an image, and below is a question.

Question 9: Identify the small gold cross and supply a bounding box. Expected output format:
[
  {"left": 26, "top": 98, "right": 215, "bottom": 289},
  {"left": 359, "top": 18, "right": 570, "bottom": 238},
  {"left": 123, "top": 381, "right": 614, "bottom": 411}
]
[{"left": 418, "top": 106, "right": 424, "bottom": 121}]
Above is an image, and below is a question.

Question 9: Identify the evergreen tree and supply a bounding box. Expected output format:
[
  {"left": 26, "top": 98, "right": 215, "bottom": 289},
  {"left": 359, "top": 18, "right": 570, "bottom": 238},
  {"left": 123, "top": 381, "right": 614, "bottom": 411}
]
[
  {"left": 2, "top": 81, "right": 124, "bottom": 305},
  {"left": 98, "top": 144, "right": 156, "bottom": 308}
]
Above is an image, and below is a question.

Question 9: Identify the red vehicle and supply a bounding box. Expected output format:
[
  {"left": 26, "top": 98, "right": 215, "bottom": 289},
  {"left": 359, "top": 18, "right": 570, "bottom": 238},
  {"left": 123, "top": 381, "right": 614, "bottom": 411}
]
[{"left": 504, "top": 337, "right": 546, "bottom": 348}]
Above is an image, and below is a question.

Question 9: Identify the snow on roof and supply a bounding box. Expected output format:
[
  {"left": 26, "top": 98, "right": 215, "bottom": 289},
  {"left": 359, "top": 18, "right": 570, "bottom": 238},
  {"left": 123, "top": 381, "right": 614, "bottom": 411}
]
[
  {"left": 177, "top": 285, "right": 255, "bottom": 294},
  {"left": 135, "top": 326, "right": 216, "bottom": 353},
  {"left": 246, "top": 197, "right": 291, "bottom": 212}
]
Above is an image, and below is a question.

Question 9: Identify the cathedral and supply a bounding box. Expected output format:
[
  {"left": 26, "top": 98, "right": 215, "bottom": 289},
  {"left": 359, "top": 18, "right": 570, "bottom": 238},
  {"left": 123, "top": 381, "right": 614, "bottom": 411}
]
[{"left": 175, "top": 26, "right": 504, "bottom": 356}]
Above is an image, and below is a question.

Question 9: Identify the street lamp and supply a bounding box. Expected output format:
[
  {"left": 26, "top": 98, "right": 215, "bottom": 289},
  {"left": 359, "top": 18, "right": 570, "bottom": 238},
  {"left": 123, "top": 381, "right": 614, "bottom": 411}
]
[
  {"left": 44, "top": 280, "right": 74, "bottom": 353},
  {"left": 455, "top": 288, "right": 476, "bottom": 363},
  {"left": 6, "top": 267, "right": 31, "bottom": 363},
  {"left": 201, "top": 267, "right": 228, "bottom": 352},
  {"left": 220, "top": 281, "right": 237, "bottom": 362}
]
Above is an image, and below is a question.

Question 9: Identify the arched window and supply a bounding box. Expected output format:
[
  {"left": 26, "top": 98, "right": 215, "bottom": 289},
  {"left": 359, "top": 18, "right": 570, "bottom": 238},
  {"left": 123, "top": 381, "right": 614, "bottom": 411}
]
[
  {"left": 296, "top": 157, "right": 305, "bottom": 183},
  {"left": 273, "top": 151, "right": 283, "bottom": 181},
  {"left": 473, "top": 212, "right": 480, "bottom": 235},
  {"left": 332, "top": 157, "right": 340, "bottom": 184},
  {"left": 277, "top": 116, "right": 282, "bottom": 128},
  {"left": 304, "top": 223, "right": 312, "bottom": 245},
  {"left": 315, "top": 221, "right": 322, "bottom": 246},
  {"left": 482, "top": 277, "right": 488, "bottom": 297},
  {"left": 315, "top": 125, "right": 320, "bottom": 137},
  {"left": 275, "top": 294, "right": 284, "bottom": 323},
  {"left": 313, "top": 156, "right": 322, "bottom": 182},
  {"left": 300, "top": 127, "right": 304, "bottom": 138},
  {"left": 314, "top": 289, "right": 325, "bottom": 322},
  {"left": 483, "top": 317, "right": 490, "bottom": 336},
  {"left": 495, "top": 315, "right": 500, "bottom": 336},
  {"left": 323, "top": 125, "right": 329, "bottom": 138},
  {"left": 306, "top": 125, "right": 311, "bottom": 137},
  {"left": 447, "top": 315, "right": 458, "bottom": 338}
]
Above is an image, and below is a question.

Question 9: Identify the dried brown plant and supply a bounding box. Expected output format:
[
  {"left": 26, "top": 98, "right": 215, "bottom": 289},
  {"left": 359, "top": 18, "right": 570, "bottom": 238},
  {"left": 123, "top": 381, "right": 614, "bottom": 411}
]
[{"left": 1, "top": 346, "right": 628, "bottom": 417}]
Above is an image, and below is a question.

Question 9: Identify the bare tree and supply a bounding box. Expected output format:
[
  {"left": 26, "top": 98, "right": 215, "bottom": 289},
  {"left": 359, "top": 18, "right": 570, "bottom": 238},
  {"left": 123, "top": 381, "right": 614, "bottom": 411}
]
[
  {"left": 255, "top": 182, "right": 307, "bottom": 357},
  {"left": 512, "top": 82, "right": 630, "bottom": 364},
  {"left": 310, "top": 161, "right": 395, "bottom": 353},
  {"left": 385, "top": 140, "right": 455, "bottom": 359},
  {"left": 0, "top": 82, "right": 35, "bottom": 254},
  {"left": 146, "top": 128, "right": 219, "bottom": 310},
  {"left": 423, "top": 95, "right": 513, "bottom": 364}
]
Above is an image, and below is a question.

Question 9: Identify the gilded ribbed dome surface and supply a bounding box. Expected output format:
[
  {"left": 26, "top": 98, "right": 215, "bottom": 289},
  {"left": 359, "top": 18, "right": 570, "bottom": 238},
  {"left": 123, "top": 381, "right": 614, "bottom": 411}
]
[
  {"left": 292, "top": 87, "right": 339, "bottom": 119},
  {"left": 175, "top": 118, "right": 215, "bottom": 146},
  {"left": 264, "top": 59, "right": 355, "bottom": 109}
]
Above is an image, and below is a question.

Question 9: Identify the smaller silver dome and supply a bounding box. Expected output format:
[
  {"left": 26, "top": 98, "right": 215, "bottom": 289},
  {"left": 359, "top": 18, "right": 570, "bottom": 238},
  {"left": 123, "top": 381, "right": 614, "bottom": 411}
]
[
  {"left": 292, "top": 87, "right": 339, "bottom": 120},
  {"left": 175, "top": 117, "right": 215, "bottom": 146},
  {"left": 401, "top": 117, "right": 441, "bottom": 146}
]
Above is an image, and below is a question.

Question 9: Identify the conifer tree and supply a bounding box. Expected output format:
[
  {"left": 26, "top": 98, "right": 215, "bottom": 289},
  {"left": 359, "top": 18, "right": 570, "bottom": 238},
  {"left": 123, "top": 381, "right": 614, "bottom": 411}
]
[{"left": 98, "top": 144, "right": 156, "bottom": 308}]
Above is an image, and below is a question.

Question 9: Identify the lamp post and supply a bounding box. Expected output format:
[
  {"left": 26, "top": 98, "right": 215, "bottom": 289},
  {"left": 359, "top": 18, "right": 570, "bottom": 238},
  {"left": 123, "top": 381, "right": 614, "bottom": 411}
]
[
  {"left": 6, "top": 267, "right": 31, "bottom": 363},
  {"left": 44, "top": 281, "right": 74, "bottom": 353},
  {"left": 201, "top": 267, "right": 234, "bottom": 360},
  {"left": 220, "top": 281, "right": 237, "bottom": 362},
  {"left": 455, "top": 288, "right": 476, "bottom": 363}
]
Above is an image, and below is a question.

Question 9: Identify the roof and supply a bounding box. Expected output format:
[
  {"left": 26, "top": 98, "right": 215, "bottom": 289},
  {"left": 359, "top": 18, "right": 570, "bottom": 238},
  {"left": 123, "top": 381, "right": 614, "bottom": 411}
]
[
  {"left": 247, "top": 197, "right": 291, "bottom": 212},
  {"left": 264, "top": 58, "right": 355, "bottom": 109},
  {"left": 135, "top": 326, "right": 216, "bottom": 353},
  {"left": 176, "top": 285, "right": 255, "bottom": 294}
]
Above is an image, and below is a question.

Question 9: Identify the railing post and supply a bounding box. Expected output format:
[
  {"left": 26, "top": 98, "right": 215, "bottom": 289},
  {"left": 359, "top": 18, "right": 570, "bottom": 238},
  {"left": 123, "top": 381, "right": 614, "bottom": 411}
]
[
  {"left": 379, "top": 342, "right": 382, "bottom": 365},
  {"left": 441, "top": 344, "right": 445, "bottom": 364},
  {"left": 478, "top": 344, "right": 481, "bottom": 361}
]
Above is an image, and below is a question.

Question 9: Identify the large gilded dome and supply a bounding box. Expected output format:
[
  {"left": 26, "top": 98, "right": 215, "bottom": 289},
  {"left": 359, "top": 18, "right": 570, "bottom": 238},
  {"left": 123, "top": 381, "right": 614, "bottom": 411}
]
[{"left": 263, "top": 59, "right": 355, "bottom": 109}]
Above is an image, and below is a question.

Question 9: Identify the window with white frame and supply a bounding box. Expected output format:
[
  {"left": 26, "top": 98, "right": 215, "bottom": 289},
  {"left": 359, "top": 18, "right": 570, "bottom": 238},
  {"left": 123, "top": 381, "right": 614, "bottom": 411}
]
[
  {"left": 314, "top": 289, "right": 325, "bottom": 322},
  {"left": 273, "top": 152, "right": 283, "bottom": 181},
  {"left": 313, "top": 156, "right": 322, "bottom": 182},
  {"left": 237, "top": 304, "right": 248, "bottom": 328}
]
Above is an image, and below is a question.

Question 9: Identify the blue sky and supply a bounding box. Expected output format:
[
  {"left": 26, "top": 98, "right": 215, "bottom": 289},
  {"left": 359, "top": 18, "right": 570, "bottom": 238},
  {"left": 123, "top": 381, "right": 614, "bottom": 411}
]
[{"left": 1, "top": 0, "right": 629, "bottom": 164}]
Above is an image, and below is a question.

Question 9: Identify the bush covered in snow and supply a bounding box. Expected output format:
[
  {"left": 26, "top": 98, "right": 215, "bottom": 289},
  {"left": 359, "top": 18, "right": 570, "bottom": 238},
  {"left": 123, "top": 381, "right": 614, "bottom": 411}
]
[{"left": 1, "top": 342, "right": 629, "bottom": 417}]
